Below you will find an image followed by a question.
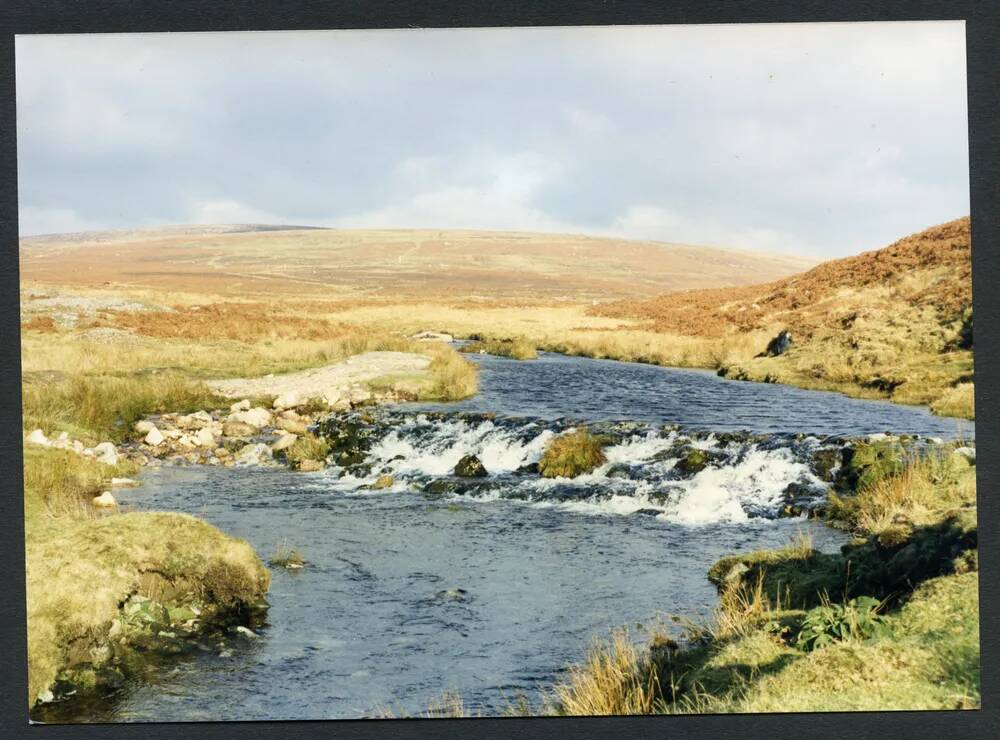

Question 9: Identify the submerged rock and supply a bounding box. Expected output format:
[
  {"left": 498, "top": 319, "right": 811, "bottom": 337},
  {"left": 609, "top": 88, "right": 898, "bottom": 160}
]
[
  {"left": 372, "top": 474, "right": 395, "bottom": 490},
  {"left": 454, "top": 455, "right": 488, "bottom": 478},
  {"left": 436, "top": 588, "right": 469, "bottom": 602}
]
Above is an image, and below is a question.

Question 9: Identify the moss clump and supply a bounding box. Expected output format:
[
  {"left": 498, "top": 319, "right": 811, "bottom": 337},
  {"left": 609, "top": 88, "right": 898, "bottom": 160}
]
[{"left": 538, "top": 429, "right": 607, "bottom": 479}]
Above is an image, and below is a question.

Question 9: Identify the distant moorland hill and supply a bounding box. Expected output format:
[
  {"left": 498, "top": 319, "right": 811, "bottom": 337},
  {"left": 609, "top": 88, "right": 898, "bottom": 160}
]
[{"left": 19, "top": 226, "right": 816, "bottom": 300}]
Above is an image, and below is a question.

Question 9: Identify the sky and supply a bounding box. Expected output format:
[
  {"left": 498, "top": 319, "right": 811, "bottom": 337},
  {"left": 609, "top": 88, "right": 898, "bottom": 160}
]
[{"left": 15, "top": 22, "right": 969, "bottom": 257}]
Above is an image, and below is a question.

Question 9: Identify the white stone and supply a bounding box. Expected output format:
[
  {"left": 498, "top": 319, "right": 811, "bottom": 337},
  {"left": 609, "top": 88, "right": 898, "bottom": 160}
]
[
  {"left": 92, "top": 491, "right": 117, "bottom": 507},
  {"left": 110, "top": 477, "right": 140, "bottom": 488},
  {"left": 134, "top": 420, "right": 155, "bottom": 434},
  {"left": 271, "top": 433, "right": 298, "bottom": 452},
  {"left": 410, "top": 330, "right": 454, "bottom": 342},
  {"left": 230, "top": 399, "right": 251, "bottom": 412},
  {"left": 26, "top": 429, "right": 49, "bottom": 446},
  {"left": 176, "top": 435, "right": 196, "bottom": 449},
  {"left": 235, "top": 626, "right": 258, "bottom": 639},
  {"left": 954, "top": 446, "right": 976, "bottom": 463},
  {"left": 234, "top": 442, "right": 272, "bottom": 466},
  {"left": 57, "top": 431, "right": 69, "bottom": 442},
  {"left": 272, "top": 390, "right": 301, "bottom": 410},
  {"left": 229, "top": 407, "right": 273, "bottom": 429},
  {"left": 92, "top": 442, "right": 119, "bottom": 466},
  {"left": 144, "top": 426, "right": 165, "bottom": 446},
  {"left": 195, "top": 428, "right": 216, "bottom": 448}
]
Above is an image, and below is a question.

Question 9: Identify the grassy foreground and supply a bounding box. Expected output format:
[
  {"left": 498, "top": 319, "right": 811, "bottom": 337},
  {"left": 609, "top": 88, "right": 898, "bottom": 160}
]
[{"left": 545, "top": 448, "right": 979, "bottom": 715}]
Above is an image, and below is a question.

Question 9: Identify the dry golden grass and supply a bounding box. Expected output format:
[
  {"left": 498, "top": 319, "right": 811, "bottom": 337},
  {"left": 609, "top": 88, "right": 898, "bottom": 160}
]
[{"left": 548, "top": 630, "right": 665, "bottom": 716}]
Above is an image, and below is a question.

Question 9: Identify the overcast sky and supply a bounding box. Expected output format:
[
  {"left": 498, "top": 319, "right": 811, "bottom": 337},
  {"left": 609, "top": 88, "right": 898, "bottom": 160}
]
[{"left": 15, "top": 22, "right": 968, "bottom": 256}]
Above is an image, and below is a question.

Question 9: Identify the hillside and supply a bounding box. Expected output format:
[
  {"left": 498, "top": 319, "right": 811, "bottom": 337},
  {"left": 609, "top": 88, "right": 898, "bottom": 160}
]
[
  {"left": 596, "top": 217, "right": 974, "bottom": 418},
  {"left": 19, "top": 225, "right": 815, "bottom": 300}
]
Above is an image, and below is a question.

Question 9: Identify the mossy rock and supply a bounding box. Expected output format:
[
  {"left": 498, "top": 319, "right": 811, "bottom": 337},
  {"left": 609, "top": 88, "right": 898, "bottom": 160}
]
[
  {"left": 454, "top": 455, "right": 488, "bottom": 478},
  {"left": 810, "top": 448, "right": 841, "bottom": 481},
  {"left": 424, "top": 479, "right": 461, "bottom": 495},
  {"left": 673, "top": 448, "right": 722, "bottom": 477},
  {"left": 836, "top": 440, "right": 908, "bottom": 492}
]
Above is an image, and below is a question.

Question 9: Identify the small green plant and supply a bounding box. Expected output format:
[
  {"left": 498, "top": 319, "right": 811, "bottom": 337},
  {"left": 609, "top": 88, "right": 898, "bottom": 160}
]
[
  {"left": 538, "top": 429, "right": 608, "bottom": 478},
  {"left": 794, "top": 596, "right": 890, "bottom": 652},
  {"left": 269, "top": 542, "right": 305, "bottom": 569}
]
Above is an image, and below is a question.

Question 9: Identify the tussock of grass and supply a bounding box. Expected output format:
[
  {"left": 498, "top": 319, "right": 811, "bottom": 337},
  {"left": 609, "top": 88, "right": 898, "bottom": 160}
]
[
  {"left": 538, "top": 429, "right": 607, "bottom": 478},
  {"left": 269, "top": 541, "right": 305, "bottom": 569},
  {"left": 426, "top": 346, "right": 478, "bottom": 401},
  {"left": 282, "top": 434, "right": 330, "bottom": 469},
  {"left": 462, "top": 336, "right": 538, "bottom": 360},
  {"left": 931, "top": 382, "right": 975, "bottom": 419},
  {"left": 548, "top": 630, "right": 665, "bottom": 716}
]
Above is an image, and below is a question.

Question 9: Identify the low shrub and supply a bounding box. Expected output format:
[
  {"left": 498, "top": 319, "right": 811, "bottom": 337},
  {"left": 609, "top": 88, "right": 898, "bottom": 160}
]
[{"left": 794, "top": 596, "right": 890, "bottom": 651}]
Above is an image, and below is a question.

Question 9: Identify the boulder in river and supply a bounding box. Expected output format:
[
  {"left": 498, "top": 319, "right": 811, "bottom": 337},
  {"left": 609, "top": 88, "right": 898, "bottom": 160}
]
[
  {"left": 229, "top": 407, "right": 273, "bottom": 429},
  {"left": 454, "top": 455, "right": 488, "bottom": 478},
  {"left": 271, "top": 433, "right": 298, "bottom": 453},
  {"left": 222, "top": 420, "right": 258, "bottom": 438},
  {"left": 372, "top": 474, "right": 395, "bottom": 490}
]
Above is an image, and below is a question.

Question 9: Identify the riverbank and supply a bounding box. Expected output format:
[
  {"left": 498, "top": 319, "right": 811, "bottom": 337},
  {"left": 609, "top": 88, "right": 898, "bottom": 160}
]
[
  {"left": 21, "top": 315, "right": 478, "bottom": 713},
  {"left": 545, "top": 441, "right": 979, "bottom": 714}
]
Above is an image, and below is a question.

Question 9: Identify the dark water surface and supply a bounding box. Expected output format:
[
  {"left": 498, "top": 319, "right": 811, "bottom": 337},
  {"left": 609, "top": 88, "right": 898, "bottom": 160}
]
[
  {"left": 41, "top": 351, "right": 971, "bottom": 721},
  {"left": 415, "top": 351, "right": 973, "bottom": 438}
]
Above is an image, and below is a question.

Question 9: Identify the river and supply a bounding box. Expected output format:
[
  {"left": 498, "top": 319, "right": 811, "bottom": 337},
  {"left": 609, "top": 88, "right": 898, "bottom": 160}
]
[{"left": 45, "top": 351, "right": 973, "bottom": 721}]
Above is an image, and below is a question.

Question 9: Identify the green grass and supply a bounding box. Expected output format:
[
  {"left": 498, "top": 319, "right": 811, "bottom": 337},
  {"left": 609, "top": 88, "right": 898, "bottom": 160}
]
[
  {"left": 22, "top": 372, "right": 222, "bottom": 444},
  {"left": 538, "top": 429, "right": 608, "bottom": 478}
]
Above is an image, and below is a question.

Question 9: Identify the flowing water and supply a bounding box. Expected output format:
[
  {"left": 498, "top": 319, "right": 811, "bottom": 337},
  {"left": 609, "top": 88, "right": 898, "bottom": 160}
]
[{"left": 45, "top": 352, "right": 972, "bottom": 721}]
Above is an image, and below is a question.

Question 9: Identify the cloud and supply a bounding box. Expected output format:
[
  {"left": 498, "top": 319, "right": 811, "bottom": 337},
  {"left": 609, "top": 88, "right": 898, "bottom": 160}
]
[
  {"left": 605, "top": 205, "right": 812, "bottom": 255},
  {"left": 15, "top": 23, "right": 970, "bottom": 256},
  {"left": 18, "top": 206, "right": 106, "bottom": 236},
  {"left": 189, "top": 199, "right": 285, "bottom": 226}
]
